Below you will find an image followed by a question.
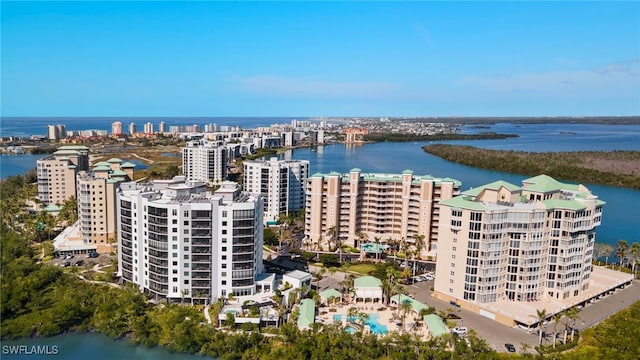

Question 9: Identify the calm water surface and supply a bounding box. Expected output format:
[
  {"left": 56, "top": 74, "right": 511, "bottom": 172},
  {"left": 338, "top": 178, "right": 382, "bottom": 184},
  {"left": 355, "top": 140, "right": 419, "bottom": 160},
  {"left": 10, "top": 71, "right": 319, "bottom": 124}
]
[{"left": 1, "top": 333, "right": 213, "bottom": 360}]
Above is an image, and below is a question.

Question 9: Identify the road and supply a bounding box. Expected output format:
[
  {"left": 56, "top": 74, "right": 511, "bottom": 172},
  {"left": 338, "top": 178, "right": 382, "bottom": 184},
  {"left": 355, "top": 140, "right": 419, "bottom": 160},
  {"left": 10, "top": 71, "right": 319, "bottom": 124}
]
[{"left": 409, "top": 278, "right": 640, "bottom": 353}]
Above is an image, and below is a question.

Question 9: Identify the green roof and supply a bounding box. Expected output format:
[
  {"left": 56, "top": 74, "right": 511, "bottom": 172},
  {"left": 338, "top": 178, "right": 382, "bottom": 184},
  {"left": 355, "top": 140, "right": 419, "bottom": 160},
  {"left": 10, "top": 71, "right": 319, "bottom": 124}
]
[
  {"left": 354, "top": 276, "right": 382, "bottom": 288},
  {"left": 542, "top": 199, "right": 587, "bottom": 211},
  {"left": 350, "top": 168, "right": 362, "bottom": 172},
  {"left": 440, "top": 195, "right": 487, "bottom": 211},
  {"left": 463, "top": 180, "right": 520, "bottom": 196},
  {"left": 596, "top": 199, "right": 606, "bottom": 206},
  {"left": 94, "top": 161, "right": 111, "bottom": 167},
  {"left": 42, "top": 204, "right": 62, "bottom": 212},
  {"left": 54, "top": 150, "right": 80, "bottom": 155},
  {"left": 107, "top": 158, "right": 122, "bottom": 163},
  {"left": 424, "top": 314, "right": 448, "bottom": 337},
  {"left": 391, "top": 294, "right": 428, "bottom": 313},
  {"left": 120, "top": 162, "right": 136, "bottom": 168},
  {"left": 522, "top": 174, "right": 580, "bottom": 193},
  {"left": 297, "top": 299, "right": 315, "bottom": 329},
  {"left": 402, "top": 169, "right": 414, "bottom": 175},
  {"left": 92, "top": 165, "right": 112, "bottom": 172},
  {"left": 106, "top": 177, "right": 126, "bottom": 183},
  {"left": 328, "top": 171, "right": 342, "bottom": 176},
  {"left": 59, "top": 145, "right": 89, "bottom": 150},
  {"left": 319, "top": 288, "right": 342, "bottom": 301},
  {"left": 111, "top": 169, "right": 129, "bottom": 176}
]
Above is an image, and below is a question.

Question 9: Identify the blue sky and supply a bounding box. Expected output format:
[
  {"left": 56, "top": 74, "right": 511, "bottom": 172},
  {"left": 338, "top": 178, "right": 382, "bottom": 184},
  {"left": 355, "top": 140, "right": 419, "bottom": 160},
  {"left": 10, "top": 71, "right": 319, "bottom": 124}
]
[{"left": 2, "top": 1, "right": 639, "bottom": 117}]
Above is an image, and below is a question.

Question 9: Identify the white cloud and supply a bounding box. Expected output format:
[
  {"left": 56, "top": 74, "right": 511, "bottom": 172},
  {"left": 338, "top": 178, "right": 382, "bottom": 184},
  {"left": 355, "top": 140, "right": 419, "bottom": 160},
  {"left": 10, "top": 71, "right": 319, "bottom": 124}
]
[
  {"left": 457, "top": 59, "right": 640, "bottom": 97},
  {"left": 230, "top": 75, "right": 396, "bottom": 99}
]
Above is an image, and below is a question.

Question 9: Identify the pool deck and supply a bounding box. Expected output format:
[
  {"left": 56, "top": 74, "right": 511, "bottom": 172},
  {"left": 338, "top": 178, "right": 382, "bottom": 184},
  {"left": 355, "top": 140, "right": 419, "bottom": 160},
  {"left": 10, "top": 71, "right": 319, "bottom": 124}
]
[{"left": 316, "top": 302, "right": 436, "bottom": 339}]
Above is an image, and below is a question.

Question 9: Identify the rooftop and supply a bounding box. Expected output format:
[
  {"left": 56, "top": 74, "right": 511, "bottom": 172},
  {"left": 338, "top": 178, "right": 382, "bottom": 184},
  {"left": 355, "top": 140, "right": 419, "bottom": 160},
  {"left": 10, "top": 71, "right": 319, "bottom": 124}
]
[{"left": 354, "top": 276, "right": 382, "bottom": 288}]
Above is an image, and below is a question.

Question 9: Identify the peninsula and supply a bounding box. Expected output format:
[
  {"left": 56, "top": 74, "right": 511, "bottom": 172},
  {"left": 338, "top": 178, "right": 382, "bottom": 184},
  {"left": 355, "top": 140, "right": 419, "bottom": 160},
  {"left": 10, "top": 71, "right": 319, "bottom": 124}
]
[{"left": 423, "top": 144, "right": 640, "bottom": 190}]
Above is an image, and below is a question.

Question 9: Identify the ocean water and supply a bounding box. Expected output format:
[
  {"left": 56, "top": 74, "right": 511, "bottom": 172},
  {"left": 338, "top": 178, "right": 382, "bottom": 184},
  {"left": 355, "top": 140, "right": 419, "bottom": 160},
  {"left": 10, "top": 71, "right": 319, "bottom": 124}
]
[{"left": 0, "top": 333, "right": 213, "bottom": 360}]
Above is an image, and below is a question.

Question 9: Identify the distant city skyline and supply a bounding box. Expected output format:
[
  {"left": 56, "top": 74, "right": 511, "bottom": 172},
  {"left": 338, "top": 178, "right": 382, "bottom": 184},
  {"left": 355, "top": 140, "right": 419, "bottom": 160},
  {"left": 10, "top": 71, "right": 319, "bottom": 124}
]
[{"left": 2, "top": 1, "right": 639, "bottom": 117}]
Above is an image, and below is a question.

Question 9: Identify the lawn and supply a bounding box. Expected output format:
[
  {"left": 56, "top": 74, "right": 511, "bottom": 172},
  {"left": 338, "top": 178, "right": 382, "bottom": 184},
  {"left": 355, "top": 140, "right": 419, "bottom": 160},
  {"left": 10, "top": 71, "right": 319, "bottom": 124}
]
[{"left": 345, "top": 263, "right": 377, "bottom": 275}]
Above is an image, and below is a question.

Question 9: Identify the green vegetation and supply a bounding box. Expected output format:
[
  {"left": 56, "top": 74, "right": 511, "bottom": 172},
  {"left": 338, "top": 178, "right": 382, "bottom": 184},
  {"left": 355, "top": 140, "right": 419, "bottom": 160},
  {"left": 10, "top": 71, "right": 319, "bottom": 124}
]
[
  {"left": 365, "top": 132, "right": 518, "bottom": 142},
  {"left": 346, "top": 263, "right": 377, "bottom": 275},
  {"left": 424, "top": 144, "right": 640, "bottom": 189}
]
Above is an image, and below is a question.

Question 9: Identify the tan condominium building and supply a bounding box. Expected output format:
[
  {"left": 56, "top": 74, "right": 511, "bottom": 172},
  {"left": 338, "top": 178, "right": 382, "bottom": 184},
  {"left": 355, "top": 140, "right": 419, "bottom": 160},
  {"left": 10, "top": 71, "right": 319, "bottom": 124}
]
[
  {"left": 434, "top": 175, "right": 604, "bottom": 326},
  {"left": 77, "top": 158, "right": 135, "bottom": 253},
  {"left": 305, "top": 169, "right": 461, "bottom": 257},
  {"left": 37, "top": 146, "right": 90, "bottom": 205}
]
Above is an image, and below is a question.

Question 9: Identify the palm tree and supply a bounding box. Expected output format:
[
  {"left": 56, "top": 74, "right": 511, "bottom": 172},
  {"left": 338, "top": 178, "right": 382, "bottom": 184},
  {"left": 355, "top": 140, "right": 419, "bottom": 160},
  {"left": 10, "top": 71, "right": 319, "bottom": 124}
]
[
  {"left": 374, "top": 236, "right": 381, "bottom": 261},
  {"left": 616, "top": 240, "right": 629, "bottom": 270},
  {"left": 628, "top": 242, "right": 640, "bottom": 277},
  {"left": 400, "top": 299, "right": 413, "bottom": 332},
  {"left": 552, "top": 313, "right": 563, "bottom": 349},
  {"left": 536, "top": 309, "right": 547, "bottom": 345},
  {"left": 356, "top": 231, "right": 368, "bottom": 250},
  {"left": 414, "top": 234, "right": 425, "bottom": 260},
  {"left": 401, "top": 238, "right": 410, "bottom": 268},
  {"left": 564, "top": 307, "right": 580, "bottom": 341},
  {"left": 326, "top": 226, "right": 337, "bottom": 251},
  {"left": 593, "top": 243, "right": 613, "bottom": 265}
]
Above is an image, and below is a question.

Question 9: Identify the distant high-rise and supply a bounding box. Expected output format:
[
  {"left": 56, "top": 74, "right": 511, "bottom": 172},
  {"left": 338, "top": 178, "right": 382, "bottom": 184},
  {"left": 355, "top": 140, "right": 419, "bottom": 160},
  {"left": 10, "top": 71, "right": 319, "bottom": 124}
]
[
  {"left": 143, "top": 122, "right": 154, "bottom": 134},
  {"left": 159, "top": 121, "right": 166, "bottom": 133},
  {"left": 47, "top": 124, "right": 67, "bottom": 140},
  {"left": 182, "top": 140, "right": 228, "bottom": 185},
  {"left": 111, "top": 121, "right": 123, "bottom": 135},
  {"left": 128, "top": 122, "right": 137, "bottom": 135}
]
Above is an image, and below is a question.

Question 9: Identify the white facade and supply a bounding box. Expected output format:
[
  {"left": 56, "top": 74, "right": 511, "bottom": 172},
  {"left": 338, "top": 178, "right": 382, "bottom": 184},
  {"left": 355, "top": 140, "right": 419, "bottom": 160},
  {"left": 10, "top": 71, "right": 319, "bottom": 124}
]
[
  {"left": 182, "top": 140, "right": 228, "bottom": 185},
  {"left": 243, "top": 157, "right": 309, "bottom": 223},
  {"left": 117, "top": 179, "right": 264, "bottom": 302}
]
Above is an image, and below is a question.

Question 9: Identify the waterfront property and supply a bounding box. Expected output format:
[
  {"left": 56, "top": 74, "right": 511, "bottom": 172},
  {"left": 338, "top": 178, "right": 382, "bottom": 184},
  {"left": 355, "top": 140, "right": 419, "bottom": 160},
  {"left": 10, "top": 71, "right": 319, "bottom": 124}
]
[
  {"left": 76, "top": 158, "right": 135, "bottom": 253},
  {"left": 243, "top": 157, "right": 310, "bottom": 224},
  {"left": 433, "top": 174, "right": 633, "bottom": 326},
  {"left": 117, "top": 177, "right": 265, "bottom": 302},
  {"left": 37, "top": 145, "right": 90, "bottom": 205},
  {"left": 304, "top": 168, "right": 461, "bottom": 257}
]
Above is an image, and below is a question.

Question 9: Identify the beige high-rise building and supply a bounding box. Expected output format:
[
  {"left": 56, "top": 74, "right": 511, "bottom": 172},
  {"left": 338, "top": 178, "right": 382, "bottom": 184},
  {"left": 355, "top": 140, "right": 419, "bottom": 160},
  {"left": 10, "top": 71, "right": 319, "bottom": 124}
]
[
  {"left": 434, "top": 175, "right": 605, "bottom": 326},
  {"left": 304, "top": 169, "right": 461, "bottom": 257},
  {"left": 37, "top": 146, "right": 90, "bottom": 205},
  {"left": 76, "top": 158, "right": 135, "bottom": 253},
  {"left": 111, "top": 121, "right": 123, "bottom": 136}
]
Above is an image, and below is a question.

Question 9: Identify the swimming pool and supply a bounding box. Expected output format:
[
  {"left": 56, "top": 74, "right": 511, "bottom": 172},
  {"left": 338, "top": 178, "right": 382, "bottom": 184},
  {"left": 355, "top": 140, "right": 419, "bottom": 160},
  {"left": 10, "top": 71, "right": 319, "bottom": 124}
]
[
  {"left": 343, "top": 314, "right": 388, "bottom": 335},
  {"left": 333, "top": 314, "right": 342, "bottom": 321}
]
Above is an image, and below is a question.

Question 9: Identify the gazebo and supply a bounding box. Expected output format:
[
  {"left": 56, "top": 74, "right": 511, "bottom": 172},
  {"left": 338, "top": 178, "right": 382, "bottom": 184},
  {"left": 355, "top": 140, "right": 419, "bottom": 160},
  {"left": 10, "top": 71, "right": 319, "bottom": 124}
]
[
  {"left": 353, "top": 276, "right": 383, "bottom": 304},
  {"left": 319, "top": 288, "right": 343, "bottom": 306}
]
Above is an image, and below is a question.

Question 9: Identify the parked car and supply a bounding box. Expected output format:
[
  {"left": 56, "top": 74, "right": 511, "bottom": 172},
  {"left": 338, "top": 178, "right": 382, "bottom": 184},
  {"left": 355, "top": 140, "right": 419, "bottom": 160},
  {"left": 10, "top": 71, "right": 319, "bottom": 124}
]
[
  {"left": 452, "top": 327, "right": 468, "bottom": 335},
  {"left": 75, "top": 260, "right": 84, "bottom": 266},
  {"left": 62, "top": 261, "right": 71, "bottom": 267},
  {"left": 88, "top": 252, "right": 99, "bottom": 258},
  {"left": 505, "top": 343, "right": 516, "bottom": 353}
]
